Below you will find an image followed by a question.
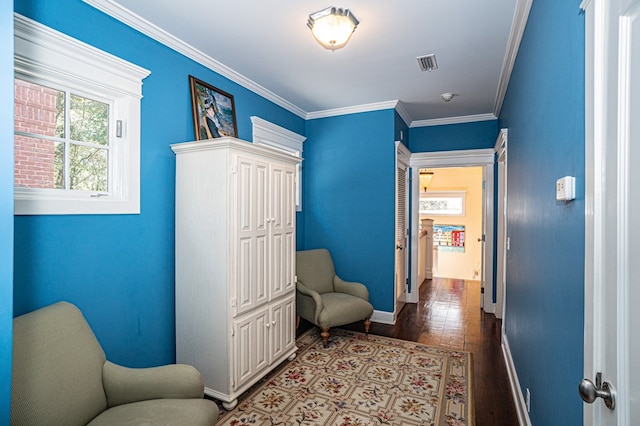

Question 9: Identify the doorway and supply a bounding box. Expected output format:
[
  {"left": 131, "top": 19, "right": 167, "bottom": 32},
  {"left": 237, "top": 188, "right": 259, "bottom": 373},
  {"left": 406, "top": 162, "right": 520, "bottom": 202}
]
[
  {"left": 417, "top": 166, "right": 484, "bottom": 284},
  {"left": 408, "top": 149, "right": 495, "bottom": 312}
]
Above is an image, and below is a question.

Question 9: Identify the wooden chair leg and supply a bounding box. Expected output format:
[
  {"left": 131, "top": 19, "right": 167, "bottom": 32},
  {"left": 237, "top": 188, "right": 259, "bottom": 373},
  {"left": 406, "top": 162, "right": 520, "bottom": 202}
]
[
  {"left": 321, "top": 327, "right": 330, "bottom": 347},
  {"left": 364, "top": 317, "right": 371, "bottom": 334}
]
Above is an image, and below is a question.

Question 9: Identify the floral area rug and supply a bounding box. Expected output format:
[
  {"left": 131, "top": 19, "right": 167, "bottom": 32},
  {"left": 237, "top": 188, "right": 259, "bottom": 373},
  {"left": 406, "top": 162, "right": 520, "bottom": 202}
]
[{"left": 216, "top": 328, "right": 474, "bottom": 425}]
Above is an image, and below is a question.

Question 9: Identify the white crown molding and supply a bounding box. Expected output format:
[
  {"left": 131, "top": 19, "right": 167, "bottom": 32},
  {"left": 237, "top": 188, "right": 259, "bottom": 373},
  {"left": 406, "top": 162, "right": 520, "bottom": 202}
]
[
  {"left": 82, "top": 0, "right": 307, "bottom": 119},
  {"left": 493, "top": 0, "right": 533, "bottom": 117},
  {"left": 394, "top": 101, "right": 412, "bottom": 127},
  {"left": 306, "top": 100, "right": 399, "bottom": 120},
  {"left": 410, "top": 113, "right": 497, "bottom": 128}
]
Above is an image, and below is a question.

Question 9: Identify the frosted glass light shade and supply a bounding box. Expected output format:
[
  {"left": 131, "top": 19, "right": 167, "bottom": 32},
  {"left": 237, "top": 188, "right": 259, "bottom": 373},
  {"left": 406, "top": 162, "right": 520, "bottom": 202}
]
[
  {"left": 307, "top": 7, "right": 359, "bottom": 51},
  {"left": 420, "top": 171, "right": 434, "bottom": 192}
]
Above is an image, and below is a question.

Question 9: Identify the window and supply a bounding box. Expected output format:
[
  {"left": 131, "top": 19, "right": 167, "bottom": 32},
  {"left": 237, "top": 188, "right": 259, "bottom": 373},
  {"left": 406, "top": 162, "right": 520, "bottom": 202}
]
[
  {"left": 251, "top": 116, "right": 305, "bottom": 211},
  {"left": 419, "top": 191, "right": 466, "bottom": 216},
  {"left": 14, "top": 14, "right": 150, "bottom": 215}
]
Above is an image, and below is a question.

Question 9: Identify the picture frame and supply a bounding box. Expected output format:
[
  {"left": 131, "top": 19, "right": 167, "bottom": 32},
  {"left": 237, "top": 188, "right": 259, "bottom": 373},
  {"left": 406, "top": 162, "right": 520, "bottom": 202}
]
[{"left": 189, "top": 75, "right": 238, "bottom": 140}]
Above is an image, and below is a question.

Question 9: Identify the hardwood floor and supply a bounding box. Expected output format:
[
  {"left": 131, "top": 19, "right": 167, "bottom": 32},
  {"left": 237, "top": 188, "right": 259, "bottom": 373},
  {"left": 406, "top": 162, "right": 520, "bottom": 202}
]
[{"left": 301, "top": 277, "right": 519, "bottom": 426}]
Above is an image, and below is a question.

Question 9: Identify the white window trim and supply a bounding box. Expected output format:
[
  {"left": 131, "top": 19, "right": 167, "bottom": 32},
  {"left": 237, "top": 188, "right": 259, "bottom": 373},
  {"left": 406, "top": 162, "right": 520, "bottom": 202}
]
[
  {"left": 13, "top": 14, "right": 150, "bottom": 215},
  {"left": 251, "top": 116, "right": 305, "bottom": 211},
  {"left": 420, "top": 190, "right": 467, "bottom": 216}
]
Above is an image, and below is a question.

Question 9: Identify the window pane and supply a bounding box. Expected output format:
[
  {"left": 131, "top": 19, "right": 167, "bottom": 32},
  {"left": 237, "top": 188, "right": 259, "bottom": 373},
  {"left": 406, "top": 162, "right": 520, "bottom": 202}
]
[
  {"left": 14, "top": 79, "right": 64, "bottom": 138},
  {"left": 70, "top": 94, "right": 109, "bottom": 145},
  {"left": 14, "top": 135, "right": 64, "bottom": 189},
  {"left": 69, "top": 144, "right": 108, "bottom": 191},
  {"left": 420, "top": 195, "right": 465, "bottom": 216}
]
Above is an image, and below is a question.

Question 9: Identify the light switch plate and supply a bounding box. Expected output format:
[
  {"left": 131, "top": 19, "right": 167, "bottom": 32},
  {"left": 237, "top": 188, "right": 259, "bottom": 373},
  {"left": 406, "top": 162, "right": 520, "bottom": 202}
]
[{"left": 556, "top": 176, "right": 575, "bottom": 201}]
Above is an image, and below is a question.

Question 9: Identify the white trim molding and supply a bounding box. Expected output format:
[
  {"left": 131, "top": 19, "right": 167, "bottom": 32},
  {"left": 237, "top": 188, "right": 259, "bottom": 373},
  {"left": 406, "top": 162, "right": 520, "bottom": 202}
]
[
  {"left": 409, "top": 148, "right": 496, "bottom": 312},
  {"left": 83, "top": 0, "right": 306, "bottom": 119},
  {"left": 251, "top": 116, "right": 305, "bottom": 211},
  {"left": 251, "top": 117, "right": 306, "bottom": 152},
  {"left": 306, "top": 100, "right": 400, "bottom": 120},
  {"left": 493, "top": 0, "right": 533, "bottom": 118},
  {"left": 371, "top": 309, "right": 395, "bottom": 325},
  {"left": 14, "top": 13, "right": 150, "bottom": 215},
  {"left": 502, "top": 334, "right": 532, "bottom": 426},
  {"left": 410, "top": 113, "right": 497, "bottom": 128},
  {"left": 83, "top": 0, "right": 530, "bottom": 128},
  {"left": 410, "top": 148, "right": 495, "bottom": 168}
]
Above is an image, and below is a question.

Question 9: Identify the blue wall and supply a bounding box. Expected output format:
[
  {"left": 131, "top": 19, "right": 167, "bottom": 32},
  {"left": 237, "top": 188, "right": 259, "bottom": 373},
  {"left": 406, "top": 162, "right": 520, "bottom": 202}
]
[
  {"left": 498, "top": 0, "right": 585, "bottom": 424},
  {"left": 409, "top": 120, "right": 498, "bottom": 152},
  {"left": 303, "top": 110, "right": 396, "bottom": 312},
  {"left": 12, "top": 0, "right": 305, "bottom": 368},
  {"left": 1, "top": 1, "right": 14, "bottom": 421}
]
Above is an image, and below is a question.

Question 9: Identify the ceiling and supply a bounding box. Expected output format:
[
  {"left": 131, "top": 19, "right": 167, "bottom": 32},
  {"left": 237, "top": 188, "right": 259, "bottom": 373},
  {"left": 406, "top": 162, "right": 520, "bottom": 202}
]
[{"left": 85, "top": 0, "right": 528, "bottom": 126}]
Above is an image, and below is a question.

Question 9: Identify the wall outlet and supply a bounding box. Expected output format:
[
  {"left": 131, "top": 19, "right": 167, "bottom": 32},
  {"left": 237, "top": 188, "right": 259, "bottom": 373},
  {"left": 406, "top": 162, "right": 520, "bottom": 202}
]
[{"left": 525, "top": 388, "right": 531, "bottom": 413}]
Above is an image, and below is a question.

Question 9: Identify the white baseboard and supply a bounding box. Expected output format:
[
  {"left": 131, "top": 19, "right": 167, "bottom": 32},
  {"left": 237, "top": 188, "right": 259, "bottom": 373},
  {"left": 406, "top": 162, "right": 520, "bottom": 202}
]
[
  {"left": 502, "top": 333, "right": 532, "bottom": 426},
  {"left": 484, "top": 302, "right": 496, "bottom": 314},
  {"left": 371, "top": 310, "right": 395, "bottom": 325}
]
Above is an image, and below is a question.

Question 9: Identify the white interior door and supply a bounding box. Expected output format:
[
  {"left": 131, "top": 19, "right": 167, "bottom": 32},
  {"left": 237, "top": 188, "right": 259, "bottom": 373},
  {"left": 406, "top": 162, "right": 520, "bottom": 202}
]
[{"left": 583, "top": 0, "right": 640, "bottom": 423}]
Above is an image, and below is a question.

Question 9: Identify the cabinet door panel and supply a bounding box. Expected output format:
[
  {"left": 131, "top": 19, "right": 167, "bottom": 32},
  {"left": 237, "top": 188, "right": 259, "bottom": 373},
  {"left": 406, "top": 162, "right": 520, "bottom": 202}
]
[
  {"left": 235, "top": 156, "right": 269, "bottom": 316},
  {"left": 234, "top": 307, "right": 269, "bottom": 389},
  {"left": 270, "top": 163, "right": 296, "bottom": 300},
  {"left": 271, "top": 233, "right": 284, "bottom": 299},
  {"left": 270, "top": 295, "right": 296, "bottom": 363}
]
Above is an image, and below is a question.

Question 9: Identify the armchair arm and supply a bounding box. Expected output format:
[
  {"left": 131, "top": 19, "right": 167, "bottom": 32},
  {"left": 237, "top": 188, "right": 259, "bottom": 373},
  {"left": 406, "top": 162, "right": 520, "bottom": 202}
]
[
  {"left": 334, "top": 275, "right": 370, "bottom": 301},
  {"left": 102, "top": 361, "right": 204, "bottom": 408},
  {"left": 296, "top": 280, "right": 324, "bottom": 322}
]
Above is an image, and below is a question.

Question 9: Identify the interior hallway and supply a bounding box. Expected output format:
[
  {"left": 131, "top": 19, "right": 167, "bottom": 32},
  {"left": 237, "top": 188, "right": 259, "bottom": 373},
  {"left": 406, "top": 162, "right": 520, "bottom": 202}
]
[{"left": 341, "top": 277, "right": 519, "bottom": 425}]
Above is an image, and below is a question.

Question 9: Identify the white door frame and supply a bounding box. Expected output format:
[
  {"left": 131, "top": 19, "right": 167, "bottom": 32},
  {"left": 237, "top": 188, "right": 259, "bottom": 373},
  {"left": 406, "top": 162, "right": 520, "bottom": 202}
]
[
  {"left": 408, "top": 149, "right": 495, "bottom": 312},
  {"left": 495, "top": 129, "right": 508, "bottom": 320},
  {"left": 394, "top": 141, "right": 411, "bottom": 321},
  {"left": 583, "top": 0, "right": 639, "bottom": 423}
]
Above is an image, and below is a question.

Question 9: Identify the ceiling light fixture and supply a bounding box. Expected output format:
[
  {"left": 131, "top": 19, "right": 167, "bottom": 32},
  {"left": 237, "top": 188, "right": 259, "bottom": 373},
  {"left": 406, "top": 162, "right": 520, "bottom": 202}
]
[
  {"left": 419, "top": 170, "right": 434, "bottom": 192},
  {"left": 307, "top": 6, "right": 359, "bottom": 51}
]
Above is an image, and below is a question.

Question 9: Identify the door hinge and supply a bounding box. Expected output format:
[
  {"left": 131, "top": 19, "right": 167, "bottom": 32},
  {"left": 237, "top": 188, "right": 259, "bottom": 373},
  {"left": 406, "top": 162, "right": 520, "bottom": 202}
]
[{"left": 481, "top": 287, "right": 485, "bottom": 294}]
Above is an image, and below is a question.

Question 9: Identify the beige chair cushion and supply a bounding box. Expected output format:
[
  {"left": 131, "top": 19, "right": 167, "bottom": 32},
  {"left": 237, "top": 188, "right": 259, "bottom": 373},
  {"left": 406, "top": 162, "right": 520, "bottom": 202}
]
[
  {"left": 317, "top": 292, "right": 374, "bottom": 329},
  {"left": 88, "top": 399, "right": 218, "bottom": 426},
  {"left": 11, "top": 302, "right": 108, "bottom": 426}
]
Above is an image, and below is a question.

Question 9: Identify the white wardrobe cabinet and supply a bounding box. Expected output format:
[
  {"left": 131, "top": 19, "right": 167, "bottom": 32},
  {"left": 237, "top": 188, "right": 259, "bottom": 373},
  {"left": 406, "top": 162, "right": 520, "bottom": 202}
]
[{"left": 171, "top": 137, "right": 300, "bottom": 410}]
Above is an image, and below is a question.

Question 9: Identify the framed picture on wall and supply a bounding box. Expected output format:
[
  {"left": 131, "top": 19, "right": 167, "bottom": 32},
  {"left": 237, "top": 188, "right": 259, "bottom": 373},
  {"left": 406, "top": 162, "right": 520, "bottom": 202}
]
[{"left": 189, "top": 75, "right": 238, "bottom": 140}]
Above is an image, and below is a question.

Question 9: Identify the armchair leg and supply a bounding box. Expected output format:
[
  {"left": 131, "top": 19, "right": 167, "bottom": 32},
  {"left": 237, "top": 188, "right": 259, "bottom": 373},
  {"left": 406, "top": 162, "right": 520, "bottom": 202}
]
[
  {"left": 321, "top": 328, "right": 330, "bottom": 347},
  {"left": 364, "top": 317, "right": 371, "bottom": 334},
  {"left": 296, "top": 315, "right": 300, "bottom": 329}
]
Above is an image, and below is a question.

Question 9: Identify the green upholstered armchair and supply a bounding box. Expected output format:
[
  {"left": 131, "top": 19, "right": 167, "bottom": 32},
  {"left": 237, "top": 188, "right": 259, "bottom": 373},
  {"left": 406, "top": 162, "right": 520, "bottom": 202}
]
[
  {"left": 296, "top": 248, "right": 374, "bottom": 347},
  {"left": 11, "top": 301, "right": 219, "bottom": 426}
]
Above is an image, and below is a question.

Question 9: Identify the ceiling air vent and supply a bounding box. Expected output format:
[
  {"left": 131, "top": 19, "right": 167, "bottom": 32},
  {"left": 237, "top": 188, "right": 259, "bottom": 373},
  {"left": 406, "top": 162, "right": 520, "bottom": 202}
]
[{"left": 417, "top": 54, "right": 438, "bottom": 72}]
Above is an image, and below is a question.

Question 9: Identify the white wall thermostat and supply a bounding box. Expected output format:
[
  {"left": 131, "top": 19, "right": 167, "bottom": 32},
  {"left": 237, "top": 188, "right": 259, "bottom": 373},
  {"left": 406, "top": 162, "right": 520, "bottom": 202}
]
[{"left": 556, "top": 176, "right": 576, "bottom": 201}]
